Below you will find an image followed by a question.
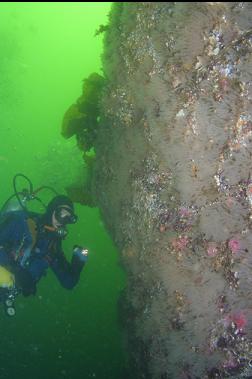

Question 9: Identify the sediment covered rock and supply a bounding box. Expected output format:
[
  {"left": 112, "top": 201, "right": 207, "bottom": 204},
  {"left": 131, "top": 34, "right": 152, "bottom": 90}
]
[{"left": 74, "top": 3, "right": 252, "bottom": 378}]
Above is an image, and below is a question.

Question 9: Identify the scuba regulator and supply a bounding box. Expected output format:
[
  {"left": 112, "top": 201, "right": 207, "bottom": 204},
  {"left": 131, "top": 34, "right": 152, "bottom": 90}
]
[{"left": 0, "top": 173, "right": 58, "bottom": 216}]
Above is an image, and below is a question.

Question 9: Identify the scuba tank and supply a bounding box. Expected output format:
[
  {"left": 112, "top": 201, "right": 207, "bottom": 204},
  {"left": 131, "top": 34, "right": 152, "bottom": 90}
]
[
  {"left": 0, "top": 174, "right": 34, "bottom": 227},
  {"left": 0, "top": 193, "right": 28, "bottom": 218},
  {"left": 0, "top": 173, "right": 58, "bottom": 221},
  {"left": 0, "top": 174, "right": 35, "bottom": 218}
]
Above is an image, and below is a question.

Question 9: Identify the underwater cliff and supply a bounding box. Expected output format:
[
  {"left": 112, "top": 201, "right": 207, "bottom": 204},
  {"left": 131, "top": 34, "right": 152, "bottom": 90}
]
[{"left": 64, "top": 3, "right": 252, "bottom": 378}]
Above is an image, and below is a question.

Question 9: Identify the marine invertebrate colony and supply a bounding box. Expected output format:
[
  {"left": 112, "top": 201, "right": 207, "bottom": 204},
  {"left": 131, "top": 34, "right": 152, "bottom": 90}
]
[{"left": 66, "top": 3, "right": 252, "bottom": 378}]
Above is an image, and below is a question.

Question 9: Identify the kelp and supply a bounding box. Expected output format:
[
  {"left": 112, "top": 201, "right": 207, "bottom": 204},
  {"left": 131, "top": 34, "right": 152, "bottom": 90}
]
[
  {"left": 62, "top": 72, "right": 105, "bottom": 153},
  {"left": 62, "top": 72, "right": 105, "bottom": 206}
]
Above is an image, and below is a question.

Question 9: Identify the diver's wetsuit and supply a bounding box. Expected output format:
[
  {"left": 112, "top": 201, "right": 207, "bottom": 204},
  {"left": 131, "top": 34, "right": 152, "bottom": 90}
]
[{"left": 0, "top": 211, "right": 86, "bottom": 296}]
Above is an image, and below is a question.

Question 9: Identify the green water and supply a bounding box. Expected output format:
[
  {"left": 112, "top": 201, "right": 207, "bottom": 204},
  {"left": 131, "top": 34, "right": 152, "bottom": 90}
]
[{"left": 0, "top": 3, "right": 127, "bottom": 378}]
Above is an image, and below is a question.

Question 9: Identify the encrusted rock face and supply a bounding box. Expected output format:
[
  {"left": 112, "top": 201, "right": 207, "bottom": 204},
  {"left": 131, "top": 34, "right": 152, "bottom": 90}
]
[{"left": 91, "top": 3, "right": 252, "bottom": 378}]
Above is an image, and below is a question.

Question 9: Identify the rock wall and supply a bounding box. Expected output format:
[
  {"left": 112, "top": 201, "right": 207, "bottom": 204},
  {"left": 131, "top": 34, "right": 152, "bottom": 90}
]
[{"left": 90, "top": 3, "right": 252, "bottom": 378}]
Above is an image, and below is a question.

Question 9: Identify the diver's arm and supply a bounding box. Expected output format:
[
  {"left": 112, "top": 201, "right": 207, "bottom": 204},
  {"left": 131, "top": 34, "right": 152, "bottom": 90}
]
[{"left": 50, "top": 247, "right": 87, "bottom": 290}]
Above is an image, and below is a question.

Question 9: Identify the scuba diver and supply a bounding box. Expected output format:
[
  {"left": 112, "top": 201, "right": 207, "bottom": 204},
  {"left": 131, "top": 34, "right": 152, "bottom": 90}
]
[{"left": 0, "top": 174, "right": 88, "bottom": 316}]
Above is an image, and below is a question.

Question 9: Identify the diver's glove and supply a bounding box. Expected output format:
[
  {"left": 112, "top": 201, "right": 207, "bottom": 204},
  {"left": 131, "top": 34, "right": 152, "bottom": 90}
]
[{"left": 73, "top": 245, "right": 89, "bottom": 263}]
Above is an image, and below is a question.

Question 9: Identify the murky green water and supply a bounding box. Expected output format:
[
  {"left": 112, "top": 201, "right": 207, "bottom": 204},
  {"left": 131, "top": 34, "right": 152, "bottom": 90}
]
[{"left": 0, "top": 3, "right": 127, "bottom": 378}]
